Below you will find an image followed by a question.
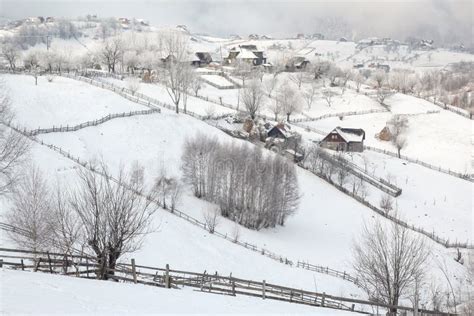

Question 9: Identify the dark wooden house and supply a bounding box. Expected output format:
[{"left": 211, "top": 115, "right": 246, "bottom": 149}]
[
  {"left": 320, "top": 127, "right": 365, "bottom": 152},
  {"left": 285, "top": 56, "right": 310, "bottom": 71},
  {"left": 192, "top": 52, "right": 212, "bottom": 67}
]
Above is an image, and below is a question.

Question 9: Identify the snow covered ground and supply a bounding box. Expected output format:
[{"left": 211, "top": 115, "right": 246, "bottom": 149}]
[
  {"left": 0, "top": 269, "right": 355, "bottom": 315},
  {"left": 2, "top": 74, "right": 148, "bottom": 129},
  {"left": 303, "top": 108, "right": 472, "bottom": 174}
]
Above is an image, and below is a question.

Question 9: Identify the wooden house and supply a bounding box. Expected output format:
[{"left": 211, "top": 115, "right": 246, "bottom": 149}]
[
  {"left": 225, "top": 45, "right": 266, "bottom": 66},
  {"left": 320, "top": 127, "right": 365, "bottom": 152},
  {"left": 285, "top": 56, "right": 310, "bottom": 72}
]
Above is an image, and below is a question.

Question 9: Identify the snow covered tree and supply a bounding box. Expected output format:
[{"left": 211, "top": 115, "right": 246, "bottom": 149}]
[
  {"left": 276, "top": 82, "right": 301, "bottom": 122},
  {"left": 263, "top": 75, "right": 279, "bottom": 97},
  {"left": 241, "top": 79, "right": 264, "bottom": 120},
  {"left": 1, "top": 43, "right": 19, "bottom": 70},
  {"left": 372, "top": 69, "right": 387, "bottom": 88},
  {"left": 0, "top": 81, "right": 29, "bottom": 195},
  {"left": 125, "top": 77, "right": 140, "bottom": 95},
  {"left": 322, "top": 88, "right": 337, "bottom": 107},
  {"left": 5, "top": 167, "right": 52, "bottom": 252},
  {"left": 388, "top": 115, "right": 409, "bottom": 158},
  {"left": 302, "top": 82, "right": 319, "bottom": 109}
]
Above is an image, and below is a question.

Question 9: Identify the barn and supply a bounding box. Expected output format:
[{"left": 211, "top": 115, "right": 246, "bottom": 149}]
[{"left": 320, "top": 127, "right": 365, "bottom": 152}]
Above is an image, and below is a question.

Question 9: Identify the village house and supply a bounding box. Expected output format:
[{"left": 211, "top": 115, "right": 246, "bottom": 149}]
[
  {"left": 265, "top": 123, "right": 304, "bottom": 162},
  {"left": 320, "top": 127, "right": 365, "bottom": 152},
  {"left": 191, "top": 52, "right": 213, "bottom": 67},
  {"left": 285, "top": 56, "right": 310, "bottom": 72},
  {"left": 224, "top": 45, "right": 266, "bottom": 66}
]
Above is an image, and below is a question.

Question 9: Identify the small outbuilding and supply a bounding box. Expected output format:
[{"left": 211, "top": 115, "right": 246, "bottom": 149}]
[{"left": 320, "top": 127, "right": 365, "bottom": 152}]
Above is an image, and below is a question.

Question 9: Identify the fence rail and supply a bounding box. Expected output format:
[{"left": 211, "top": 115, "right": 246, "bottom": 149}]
[
  {"left": 298, "top": 161, "right": 474, "bottom": 250},
  {"left": 0, "top": 248, "right": 456, "bottom": 316},
  {"left": 363, "top": 145, "right": 473, "bottom": 182},
  {"left": 24, "top": 109, "right": 159, "bottom": 136}
]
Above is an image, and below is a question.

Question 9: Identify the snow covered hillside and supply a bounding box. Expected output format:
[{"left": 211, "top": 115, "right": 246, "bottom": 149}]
[
  {"left": 0, "top": 270, "right": 355, "bottom": 315},
  {"left": 1, "top": 73, "right": 468, "bottom": 304}
]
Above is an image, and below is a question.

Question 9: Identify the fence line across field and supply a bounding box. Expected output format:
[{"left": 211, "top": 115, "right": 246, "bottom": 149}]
[
  {"left": 298, "top": 161, "right": 474, "bottom": 250},
  {"left": 24, "top": 109, "right": 160, "bottom": 136},
  {"left": 0, "top": 248, "right": 456, "bottom": 316}
]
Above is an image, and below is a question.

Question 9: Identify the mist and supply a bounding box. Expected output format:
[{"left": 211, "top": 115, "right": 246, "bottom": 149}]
[{"left": 0, "top": 0, "right": 472, "bottom": 47}]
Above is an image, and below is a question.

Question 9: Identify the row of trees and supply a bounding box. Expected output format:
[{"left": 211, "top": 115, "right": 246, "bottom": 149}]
[
  {"left": 6, "top": 163, "right": 159, "bottom": 280},
  {"left": 181, "top": 134, "right": 300, "bottom": 230}
]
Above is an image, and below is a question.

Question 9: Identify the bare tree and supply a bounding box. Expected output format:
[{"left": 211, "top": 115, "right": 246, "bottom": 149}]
[
  {"left": 263, "top": 75, "right": 279, "bottom": 97},
  {"left": 379, "top": 194, "right": 393, "bottom": 213},
  {"left": 302, "top": 82, "right": 319, "bottom": 109},
  {"left": 69, "top": 163, "right": 158, "bottom": 279},
  {"left": 388, "top": 115, "right": 409, "bottom": 158},
  {"left": 190, "top": 73, "right": 202, "bottom": 96},
  {"left": 290, "top": 71, "right": 307, "bottom": 90},
  {"left": 241, "top": 79, "right": 264, "bottom": 120},
  {"left": 372, "top": 69, "right": 387, "bottom": 88},
  {"left": 125, "top": 77, "right": 140, "bottom": 95},
  {"left": 6, "top": 167, "right": 52, "bottom": 252},
  {"left": 100, "top": 37, "right": 124, "bottom": 73},
  {"left": 322, "top": 89, "right": 337, "bottom": 107},
  {"left": 0, "top": 81, "right": 29, "bottom": 195},
  {"left": 353, "top": 72, "right": 365, "bottom": 93},
  {"left": 203, "top": 208, "right": 220, "bottom": 234},
  {"left": 353, "top": 220, "right": 429, "bottom": 315},
  {"left": 1, "top": 43, "right": 19, "bottom": 70},
  {"left": 276, "top": 82, "right": 301, "bottom": 122},
  {"left": 161, "top": 31, "right": 189, "bottom": 114},
  {"left": 377, "top": 88, "right": 394, "bottom": 108},
  {"left": 268, "top": 97, "right": 282, "bottom": 121}
]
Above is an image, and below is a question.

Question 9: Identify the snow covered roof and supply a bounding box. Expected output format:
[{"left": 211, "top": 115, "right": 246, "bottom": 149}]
[
  {"left": 334, "top": 127, "right": 365, "bottom": 143},
  {"left": 236, "top": 50, "right": 258, "bottom": 59}
]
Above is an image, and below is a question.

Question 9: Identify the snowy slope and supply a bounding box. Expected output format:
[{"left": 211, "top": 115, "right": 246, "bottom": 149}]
[
  {"left": 2, "top": 74, "right": 148, "bottom": 129},
  {"left": 0, "top": 269, "right": 355, "bottom": 315}
]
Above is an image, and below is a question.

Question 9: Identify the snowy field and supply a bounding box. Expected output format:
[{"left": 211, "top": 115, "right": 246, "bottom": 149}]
[
  {"left": 2, "top": 74, "right": 148, "bottom": 129},
  {"left": 98, "top": 77, "right": 236, "bottom": 117},
  {"left": 0, "top": 269, "right": 356, "bottom": 315},
  {"left": 36, "top": 104, "right": 468, "bottom": 293},
  {"left": 302, "top": 97, "right": 472, "bottom": 174},
  {"left": 342, "top": 150, "right": 472, "bottom": 243}
]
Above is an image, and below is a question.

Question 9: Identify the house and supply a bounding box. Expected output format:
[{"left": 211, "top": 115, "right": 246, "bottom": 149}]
[
  {"left": 285, "top": 56, "right": 310, "bottom": 71},
  {"left": 265, "top": 123, "right": 304, "bottom": 162},
  {"left": 296, "top": 33, "right": 305, "bottom": 39},
  {"left": 311, "top": 33, "right": 325, "bottom": 40},
  {"left": 267, "top": 123, "right": 293, "bottom": 139},
  {"left": 248, "top": 34, "right": 259, "bottom": 40},
  {"left": 339, "top": 37, "right": 348, "bottom": 42},
  {"left": 224, "top": 45, "right": 266, "bottom": 66},
  {"left": 261, "top": 35, "right": 273, "bottom": 40},
  {"left": 320, "top": 127, "right": 365, "bottom": 152},
  {"left": 192, "top": 52, "right": 213, "bottom": 67}
]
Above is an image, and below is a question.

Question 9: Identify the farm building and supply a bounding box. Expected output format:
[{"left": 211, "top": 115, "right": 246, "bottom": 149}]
[
  {"left": 225, "top": 45, "right": 267, "bottom": 66},
  {"left": 320, "top": 127, "right": 365, "bottom": 152},
  {"left": 285, "top": 56, "right": 310, "bottom": 71},
  {"left": 192, "top": 52, "right": 212, "bottom": 67}
]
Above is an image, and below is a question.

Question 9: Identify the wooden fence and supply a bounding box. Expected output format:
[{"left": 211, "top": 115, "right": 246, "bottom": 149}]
[
  {"left": 0, "top": 248, "right": 456, "bottom": 316},
  {"left": 363, "top": 145, "right": 473, "bottom": 182},
  {"left": 24, "top": 109, "right": 159, "bottom": 136},
  {"left": 298, "top": 161, "right": 474, "bottom": 250}
]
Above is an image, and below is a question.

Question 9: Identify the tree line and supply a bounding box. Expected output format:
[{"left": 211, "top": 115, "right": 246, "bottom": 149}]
[{"left": 181, "top": 133, "right": 300, "bottom": 230}]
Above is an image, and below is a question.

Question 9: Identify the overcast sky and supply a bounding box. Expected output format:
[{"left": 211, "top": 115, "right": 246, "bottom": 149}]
[{"left": 1, "top": 0, "right": 472, "bottom": 46}]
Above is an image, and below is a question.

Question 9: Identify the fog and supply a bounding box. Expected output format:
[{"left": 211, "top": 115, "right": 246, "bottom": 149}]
[{"left": 1, "top": 0, "right": 472, "bottom": 47}]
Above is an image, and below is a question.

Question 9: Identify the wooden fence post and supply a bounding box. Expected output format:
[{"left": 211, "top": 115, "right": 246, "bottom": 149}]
[
  {"left": 165, "top": 264, "right": 170, "bottom": 288},
  {"left": 262, "top": 280, "right": 266, "bottom": 299},
  {"left": 0, "top": 259, "right": 2, "bottom": 268},
  {"left": 321, "top": 292, "right": 326, "bottom": 306},
  {"left": 47, "top": 252, "right": 53, "bottom": 273},
  {"left": 34, "top": 258, "right": 41, "bottom": 272},
  {"left": 131, "top": 258, "right": 137, "bottom": 284},
  {"left": 20, "top": 259, "right": 24, "bottom": 271},
  {"left": 86, "top": 258, "right": 89, "bottom": 278}
]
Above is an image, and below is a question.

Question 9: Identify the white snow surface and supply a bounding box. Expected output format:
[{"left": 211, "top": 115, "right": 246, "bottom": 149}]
[
  {"left": 0, "top": 269, "right": 355, "bottom": 315},
  {"left": 2, "top": 74, "right": 147, "bottom": 129}
]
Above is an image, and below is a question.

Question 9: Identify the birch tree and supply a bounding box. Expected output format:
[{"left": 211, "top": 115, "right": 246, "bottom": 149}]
[{"left": 353, "top": 220, "right": 429, "bottom": 315}]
